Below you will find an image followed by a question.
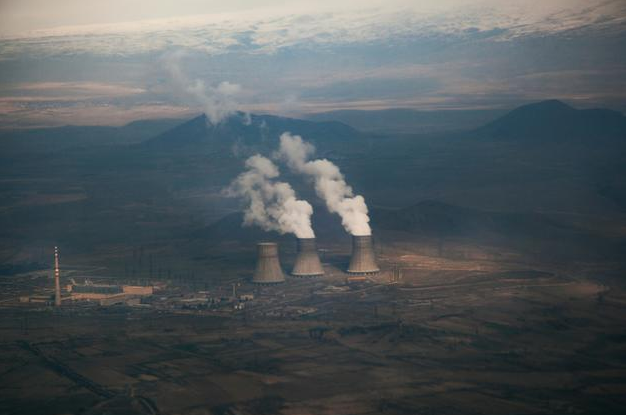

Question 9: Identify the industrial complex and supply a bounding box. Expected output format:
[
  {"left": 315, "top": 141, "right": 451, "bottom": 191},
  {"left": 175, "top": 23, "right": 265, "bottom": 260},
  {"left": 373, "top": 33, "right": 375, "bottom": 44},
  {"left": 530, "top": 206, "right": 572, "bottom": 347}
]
[
  {"left": 6, "top": 229, "right": 625, "bottom": 415},
  {"left": 19, "top": 234, "right": 383, "bottom": 312},
  {"left": 5, "top": 227, "right": 626, "bottom": 415},
  {"left": 251, "top": 234, "right": 379, "bottom": 285}
]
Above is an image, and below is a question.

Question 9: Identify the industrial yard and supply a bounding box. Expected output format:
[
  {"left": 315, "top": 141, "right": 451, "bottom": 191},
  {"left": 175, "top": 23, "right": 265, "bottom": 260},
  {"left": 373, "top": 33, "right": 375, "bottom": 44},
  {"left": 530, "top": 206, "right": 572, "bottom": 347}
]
[{"left": 1, "top": 237, "right": 626, "bottom": 415}]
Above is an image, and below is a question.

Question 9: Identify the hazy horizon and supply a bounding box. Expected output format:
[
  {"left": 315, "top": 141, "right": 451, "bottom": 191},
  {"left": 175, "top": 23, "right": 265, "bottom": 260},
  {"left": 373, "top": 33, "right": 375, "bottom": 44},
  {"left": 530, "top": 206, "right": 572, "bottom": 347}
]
[{"left": 1, "top": 0, "right": 625, "bottom": 127}]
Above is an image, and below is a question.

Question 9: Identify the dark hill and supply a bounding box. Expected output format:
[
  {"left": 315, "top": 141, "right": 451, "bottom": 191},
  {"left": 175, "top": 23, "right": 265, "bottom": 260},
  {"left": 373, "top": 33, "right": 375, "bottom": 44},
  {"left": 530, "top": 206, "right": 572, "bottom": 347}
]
[
  {"left": 370, "top": 200, "right": 564, "bottom": 237},
  {"left": 195, "top": 200, "right": 577, "bottom": 243},
  {"left": 370, "top": 200, "right": 625, "bottom": 260},
  {"left": 475, "top": 100, "right": 626, "bottom": 140},
  {"left": 306, "top": 108, "right": 506, "bottom": 134},
  {"left": 0, "top": 118, "right": 184, "bottom": 155},
  {"left": 193, "top": 211, "right": 286, "bottom": 244},
  {"left": 144, "top": 112, "right": 362, "bottom": 154},
  {"left": 193, "top": 206, "right": 348, "bottom": 246},
  {"left": 191, "top": 200, "right": 624, "bottom": 261}
]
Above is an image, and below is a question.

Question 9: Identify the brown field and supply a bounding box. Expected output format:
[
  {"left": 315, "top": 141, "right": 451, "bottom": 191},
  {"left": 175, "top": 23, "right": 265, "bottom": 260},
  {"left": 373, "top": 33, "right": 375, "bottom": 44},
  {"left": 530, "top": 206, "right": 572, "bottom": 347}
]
[{"left": 1, "top": 241, "right": 625, "bottom": 415}]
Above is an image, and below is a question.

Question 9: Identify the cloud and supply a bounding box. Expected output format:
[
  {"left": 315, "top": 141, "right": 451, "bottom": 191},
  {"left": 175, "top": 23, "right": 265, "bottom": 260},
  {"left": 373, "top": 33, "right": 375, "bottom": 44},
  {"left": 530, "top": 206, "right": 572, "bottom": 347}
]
[
  {"left": 1, "top": 0, "right": 625, "bottom": 126},
  {"left": 1, "top": 82, "right": 145, "bottom": 99},
  {"left": 1, "top": 1, "right": 624, "bottom": 57},
  {"left": 162, "top": 50, "right": 242, "bottom": 124},
  {"left": 276, "top": 132, "right": 372, "bottom": 236},
  {"left": 0, "top": 102, "right": 194, "bottom": 128},
  {"left": 225, "top": 154, "right": 315, "bottom": 238}
]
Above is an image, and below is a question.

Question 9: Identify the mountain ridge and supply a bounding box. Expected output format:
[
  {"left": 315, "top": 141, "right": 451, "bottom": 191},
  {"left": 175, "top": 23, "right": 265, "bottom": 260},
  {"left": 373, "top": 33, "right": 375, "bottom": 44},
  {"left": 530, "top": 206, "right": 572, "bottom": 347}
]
[
  {"left": 306, "top": 108, "right": 508, "bottom": 134},
  {"left": 144, "top": 112, "right": 362, "bottom": 153},
  {"left": 474, "top": 99, "right": 626, "bottom": 140}
]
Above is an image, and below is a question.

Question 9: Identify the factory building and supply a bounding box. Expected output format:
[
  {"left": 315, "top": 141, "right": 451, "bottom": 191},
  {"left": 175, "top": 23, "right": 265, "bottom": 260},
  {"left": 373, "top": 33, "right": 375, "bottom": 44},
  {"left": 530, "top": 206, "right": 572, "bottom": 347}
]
[
  {"left": 122, "top": 285, "right": 153, "bottom": 295},
  {"left": 291, "top": 238, "right": 324, "bottom": 277},
  {"left": 70, "top": 283, "right": 122, "bottom": 295},
  {"left": 252, "top": 242, "right": 285, "bottom": 284},
  {"left": 19, "top": 294, "right": 54, "bottom": 305},
  {"left": 66, "top": 280, "right": 153, "bottom": 305},
  {"left": 98, "top": 294, "right": 142, "bottom": 307},
  {"left": 347, "top": 235, "right": 380, "bottom": 274}
]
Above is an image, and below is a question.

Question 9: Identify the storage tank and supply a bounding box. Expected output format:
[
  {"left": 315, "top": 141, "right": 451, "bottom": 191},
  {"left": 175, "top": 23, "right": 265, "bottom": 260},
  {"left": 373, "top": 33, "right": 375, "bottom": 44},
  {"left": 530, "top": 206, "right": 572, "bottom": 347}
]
[
  {"left": 252, "top": 242, "right": 285, "bottom": 284},
  {"left": 291, "top": 238, "right": 324, "bottom": 277}
]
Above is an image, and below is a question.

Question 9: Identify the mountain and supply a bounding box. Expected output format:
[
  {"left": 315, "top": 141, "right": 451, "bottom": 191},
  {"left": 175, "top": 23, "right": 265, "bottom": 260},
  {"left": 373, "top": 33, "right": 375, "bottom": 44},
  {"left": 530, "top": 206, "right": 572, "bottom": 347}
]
[
  {"left": 370, "top": 200, "right": 565, "bottom": 237},
  {"left": 0, "top": 118, "right": 184, "bottom": 155},
  {"left": 370, "top": 200, "right": 624, "bottom": 260},
  {"left": 190, "top": 200, "right": 625, "bottom": 263},
  {"left": 475, "top": 100, "right": 626, "bottom": 140},
  {"left": 193, "top": 206, "right": 349, "bottom": 246},
  {"left": 3, "top": 101, "right": 626, "bottom": 268},
  {"left": 198, "top": 201, "right": 564, "bottom": 245},
  {"left": 193, "top": 211, "right": 288, "bottom": 245},
  {"left": 305, "top": 108, "right": 507, "bottom": 134},
  {"left": 144, "top": 112, "right": 362, "bottom": 154},
  {"left": 196, "top": 200, "right": 595, "bottom": 244}
]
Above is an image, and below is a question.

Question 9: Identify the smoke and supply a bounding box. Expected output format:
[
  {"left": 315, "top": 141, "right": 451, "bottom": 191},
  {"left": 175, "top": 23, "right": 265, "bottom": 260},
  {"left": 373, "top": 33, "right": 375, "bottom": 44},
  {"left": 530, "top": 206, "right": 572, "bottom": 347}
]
[
  {"left": 163, "top": 50, "right": 242, "bottom": 125},
  {"left": 276, "top": 132, "right": 371, "bottom": 236},
  {"left": 225, "top": 154, "right": 315, "bottom": 239}
]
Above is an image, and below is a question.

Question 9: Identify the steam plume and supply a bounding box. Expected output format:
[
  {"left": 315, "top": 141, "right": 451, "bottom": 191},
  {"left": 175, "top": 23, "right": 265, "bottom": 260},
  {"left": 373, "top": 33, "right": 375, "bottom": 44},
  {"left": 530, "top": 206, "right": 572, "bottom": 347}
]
[
  {"left": 276, "top": 132, "right": 371, "bottom": 236},
  {"left": 225, "top": 154, "right": 315, "bottom": 238},
  {"left": 163, "top": 50, "right": 242, "bottom": 125}
]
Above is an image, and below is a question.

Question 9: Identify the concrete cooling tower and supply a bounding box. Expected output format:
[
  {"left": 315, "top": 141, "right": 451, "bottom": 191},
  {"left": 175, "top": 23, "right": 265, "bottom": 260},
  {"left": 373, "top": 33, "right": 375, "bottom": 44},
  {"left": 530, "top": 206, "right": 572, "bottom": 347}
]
[
  {"left": 252, "top": 242, "right": 286, "bottom": 284},
  {"left": 291, "top": 238, "right": 324, "bottom": 277},
  {"left": 347, "top": 235, "right": 380, "bottom": 274}
]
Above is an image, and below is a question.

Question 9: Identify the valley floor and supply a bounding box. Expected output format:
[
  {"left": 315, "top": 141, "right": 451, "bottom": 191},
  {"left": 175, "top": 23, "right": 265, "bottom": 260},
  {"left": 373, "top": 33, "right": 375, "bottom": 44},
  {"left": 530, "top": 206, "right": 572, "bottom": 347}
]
[{"left": 1, "top": 252, "right": 625, "bottom": 415}]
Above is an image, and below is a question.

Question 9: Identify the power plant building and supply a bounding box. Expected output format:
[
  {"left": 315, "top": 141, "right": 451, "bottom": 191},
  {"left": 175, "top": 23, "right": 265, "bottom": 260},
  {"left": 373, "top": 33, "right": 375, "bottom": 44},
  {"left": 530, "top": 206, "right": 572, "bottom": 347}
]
[
  {"left": 291, "top": 238, "right": 324, "bottom": 277},
  {"left": 70, "top": 284, "right": 122, "bottom": 295},
  {"left": 347, "top": 235, "right": 380, "bottom": 274},
  {"left": 252, "top": 242, "right": 285, "bottom": 284},
  {"left": 67, "top": 280, "right": 153, "bottom": 305}
]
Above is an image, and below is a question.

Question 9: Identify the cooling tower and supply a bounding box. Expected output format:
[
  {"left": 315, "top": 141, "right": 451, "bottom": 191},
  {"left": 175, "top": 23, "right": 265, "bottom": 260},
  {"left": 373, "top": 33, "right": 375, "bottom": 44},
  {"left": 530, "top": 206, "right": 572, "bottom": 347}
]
[
  {"left": 347, "top": 235, "right": 380, "bottom": 274},
  {"left": 252, "top": 242, "right": 285, "bottom": 284},
  {"left": 291, "top": 238, "right": 324, "bottom": 277}
]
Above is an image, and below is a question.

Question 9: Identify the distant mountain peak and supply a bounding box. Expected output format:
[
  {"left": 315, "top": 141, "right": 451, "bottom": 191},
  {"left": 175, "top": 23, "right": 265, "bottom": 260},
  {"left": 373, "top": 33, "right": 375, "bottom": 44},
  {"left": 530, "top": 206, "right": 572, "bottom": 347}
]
[
  {"left": 143, "top": 111, "right": 362, "bottom": 152},
  {"left": 523, "top": 99, "right": 574, "bottom": 111},
  {"left": 475, "top": 99, "right": 626, "bottom": 140}
]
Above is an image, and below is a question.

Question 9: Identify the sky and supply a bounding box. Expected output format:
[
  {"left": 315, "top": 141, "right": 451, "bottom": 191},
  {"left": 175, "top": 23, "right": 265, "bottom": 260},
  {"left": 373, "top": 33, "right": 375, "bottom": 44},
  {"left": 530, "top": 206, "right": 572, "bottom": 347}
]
[{"left": 0, "top": 0, "right": 625, "bottom": 127}]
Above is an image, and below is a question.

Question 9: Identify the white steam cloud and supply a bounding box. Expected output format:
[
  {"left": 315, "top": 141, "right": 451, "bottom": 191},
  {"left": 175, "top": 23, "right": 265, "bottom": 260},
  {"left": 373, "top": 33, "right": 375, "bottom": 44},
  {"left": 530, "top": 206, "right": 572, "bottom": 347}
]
[
  {"left": 276, "top": 132, "right": 371, "bottom": 236},
  {"left": 225, "top": 154, "right": 315, "bottom": 238},
  {"left": 163, "top": 50, "right": 242, "bottom": 125}
]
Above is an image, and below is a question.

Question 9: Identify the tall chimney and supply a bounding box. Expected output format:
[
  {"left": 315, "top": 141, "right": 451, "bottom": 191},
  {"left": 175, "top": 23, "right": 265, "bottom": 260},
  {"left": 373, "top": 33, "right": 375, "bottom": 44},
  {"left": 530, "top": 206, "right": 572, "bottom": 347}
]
[
  {"left": 252, "top": 243, "right": 285, "bottom": 284},
  {"left": 347, "top": 235, "right": 379, "bottom": 274},
  {"left": 291, "top": 238, "right": 324, "bottom": 277},
  {"left": 54, "top": 246, "right": 61, "bottom": 306}
]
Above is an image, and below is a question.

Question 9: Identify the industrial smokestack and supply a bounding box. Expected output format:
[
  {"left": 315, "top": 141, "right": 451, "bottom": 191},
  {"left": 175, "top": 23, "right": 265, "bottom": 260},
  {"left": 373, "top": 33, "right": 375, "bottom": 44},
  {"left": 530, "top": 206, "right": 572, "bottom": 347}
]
[
  {"left": 54, "top": 246, "right": 61, "bottom": 306},
  {"left": 347, "top": 235, "right": 379, "bottom": 274},
  {"left": 291, "top": 238, "right": 324, "bottom": 277},
  {"left": 252, "top": 243, "right": 285, "bottom": 284}
]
